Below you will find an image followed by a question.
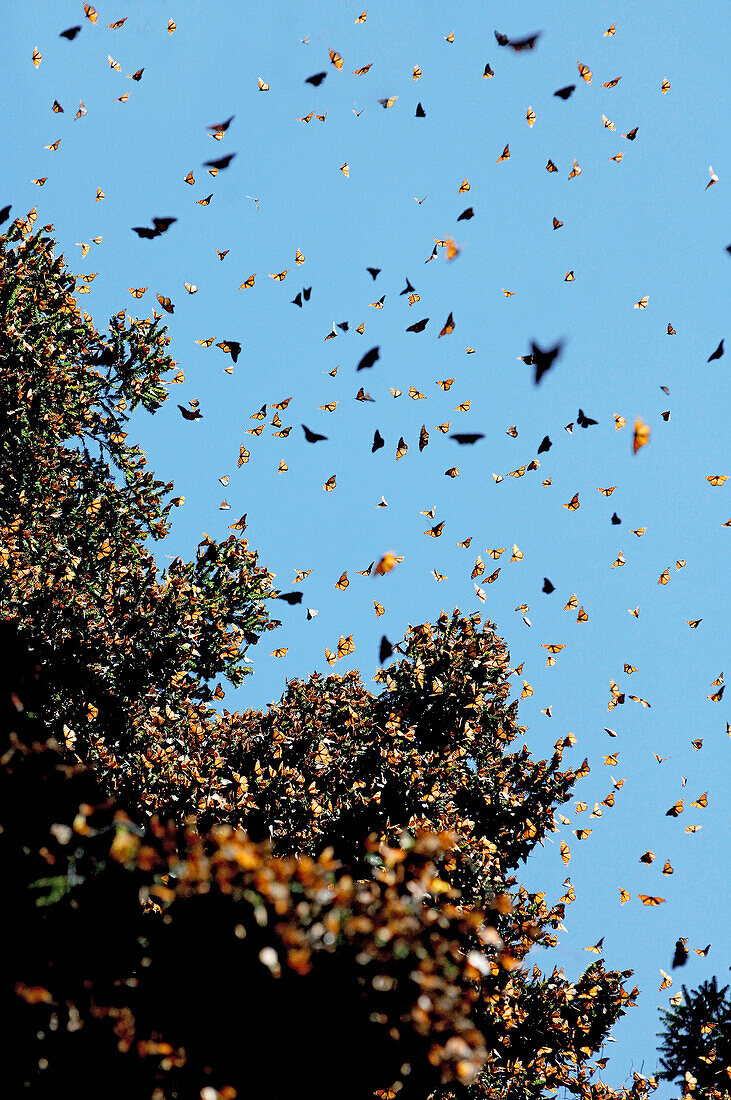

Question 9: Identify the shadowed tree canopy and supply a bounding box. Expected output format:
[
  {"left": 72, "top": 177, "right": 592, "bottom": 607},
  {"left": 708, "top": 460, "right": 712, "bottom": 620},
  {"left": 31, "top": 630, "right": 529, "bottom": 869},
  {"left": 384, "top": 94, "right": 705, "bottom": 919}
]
[
  {"left": 657, "top": 978, "right": 731, "bottom": 1098},
  {"left": 1, "top": 217, "right": 660, "bottom": 1100}
]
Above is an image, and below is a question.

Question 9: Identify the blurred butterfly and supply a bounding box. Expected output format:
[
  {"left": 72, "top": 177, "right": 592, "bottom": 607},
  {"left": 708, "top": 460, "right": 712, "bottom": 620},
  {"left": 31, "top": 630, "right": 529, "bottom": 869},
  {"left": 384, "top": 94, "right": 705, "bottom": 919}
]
[{"left": 633, "top": 418, "right": 650, "bottom": 453}]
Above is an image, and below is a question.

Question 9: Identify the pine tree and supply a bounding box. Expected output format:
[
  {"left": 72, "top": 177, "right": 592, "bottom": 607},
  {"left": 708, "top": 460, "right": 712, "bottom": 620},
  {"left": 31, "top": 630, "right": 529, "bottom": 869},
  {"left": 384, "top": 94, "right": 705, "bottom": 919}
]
[
  {"left": 2, "top": 215, "right": 658, "bottom": 1100},
  {"left": 657, "top": 977, "right": 731, "bottom": 1097}
]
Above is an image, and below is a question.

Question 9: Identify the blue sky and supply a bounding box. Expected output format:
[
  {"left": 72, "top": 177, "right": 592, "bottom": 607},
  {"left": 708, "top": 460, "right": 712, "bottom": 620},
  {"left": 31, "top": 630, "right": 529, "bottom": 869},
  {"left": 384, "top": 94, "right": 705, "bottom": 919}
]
[{"left": 4, "top": 1, "right": 729, "bottom": 1090}]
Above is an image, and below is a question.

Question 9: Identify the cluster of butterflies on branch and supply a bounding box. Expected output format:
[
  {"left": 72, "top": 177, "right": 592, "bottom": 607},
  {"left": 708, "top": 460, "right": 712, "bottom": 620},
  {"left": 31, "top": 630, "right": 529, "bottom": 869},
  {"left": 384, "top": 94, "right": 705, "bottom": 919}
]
[{"left": 14, "top": 5, "right": 727, "bottom": 1005}]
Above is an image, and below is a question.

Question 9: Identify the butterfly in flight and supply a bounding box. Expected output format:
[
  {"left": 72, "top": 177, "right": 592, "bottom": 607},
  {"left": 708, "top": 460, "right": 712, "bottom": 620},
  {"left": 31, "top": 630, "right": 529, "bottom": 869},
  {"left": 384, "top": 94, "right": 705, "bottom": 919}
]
[{"left": 132, "top": 216, "right": 177, "bottom": 239}]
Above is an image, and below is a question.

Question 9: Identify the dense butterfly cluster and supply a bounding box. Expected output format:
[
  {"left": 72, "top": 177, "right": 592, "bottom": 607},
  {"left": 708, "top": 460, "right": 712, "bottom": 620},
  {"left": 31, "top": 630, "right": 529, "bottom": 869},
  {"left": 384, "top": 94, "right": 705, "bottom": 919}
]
[{"left": 4, "top": 5, "right": 729, "bottom": 1097}]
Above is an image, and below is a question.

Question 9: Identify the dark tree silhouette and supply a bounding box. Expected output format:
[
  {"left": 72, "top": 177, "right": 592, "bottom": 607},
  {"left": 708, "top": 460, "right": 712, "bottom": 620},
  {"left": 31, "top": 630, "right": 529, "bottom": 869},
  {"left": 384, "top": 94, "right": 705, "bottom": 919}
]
[{"left": 657, "top": 977, "right": 731, "bottom": 1097}]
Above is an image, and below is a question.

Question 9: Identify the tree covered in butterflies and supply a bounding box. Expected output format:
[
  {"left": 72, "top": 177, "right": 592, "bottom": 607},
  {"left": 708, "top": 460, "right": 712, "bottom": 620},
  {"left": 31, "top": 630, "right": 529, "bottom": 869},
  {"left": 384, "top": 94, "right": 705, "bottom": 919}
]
[
  {"left": 2, "top": 215, "right": 658, "bottom": 1100},
  {"left": 657, "top": 977, "right": 731, "bottom": 1098}
]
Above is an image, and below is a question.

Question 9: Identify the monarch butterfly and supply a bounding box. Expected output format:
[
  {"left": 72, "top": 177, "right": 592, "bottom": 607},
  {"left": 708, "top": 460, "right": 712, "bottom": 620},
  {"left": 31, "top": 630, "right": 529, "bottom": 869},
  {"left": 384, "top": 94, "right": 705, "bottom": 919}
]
[
  {"left": 32, "top": 48, "right": 42, "bottom": 68},
  {"left": 509, "top": 466, "right": 527, "bottom": 478},
  {"left": 425, "top": 522, "right": 445, "bottom": 538},
  {"left": 574, "top": 829, "right": 592, "bottom": 840},
  {"left": 564, "top": 493, "right": 580, "bottom": 510},
  {"left": 258, "top": 78, "right": 269, "bottom": 90},
  {"left": 196, "top": 337, "right": 214, "bottom": 347},
  {"left": 577, "top": 606, "right": 588, "bottom": 622},
  {"left": 334, "top": 570, "right": 348, "bottom": 589},
  {"left": 444, "top": 32, "right": 454, "bottom": 42},
  {"left": 196, "top": 194, "right": 213, "bottom": 206},
  {"left": 439, "top": 311, "right": 455, "bottom": 337},
  {"left": 624, "top": 664, "right": 637, "bottom": 674},
  {"left": 32, "top": 178, "right": 47, "bottom": 187},
  {"left": 553, "top": 217, "right": 563, "bottom": 229},
  {"left": 412, "top": 65, "right": 421, "bottom": 81},
  {"left": 396, "top": 437, "right": 408, "bottom": 460},
  {"left": 217, "top": 341, "right": 241, "bottom": 361},
  {"left": 560, "top": 842, "right": 571, "bottom": 866},
  {"left": 565, "top": 270, "right": 575, "bottom": 281},
  {"left": 340, "top": 163, "right": 349, "bottom": 177},
  {"left": 216, "top": 250, "right": 229, "bottom": 261},
  {"left": 408, "top": 387, "right": 425, "bottom": 400},
  {"left": 661, "top": 78, "right": 670, "bottom": 94},
  {"left": 84, "top": 3, "right": 98, "bottom": 21},
  {"left": 483, "top": 63, "right": 494, "bottom": 77},
  {"left": 511, "top": 545, "right": 523, "bottom": 562},
  {"left": 459, "top": 178, "right": 470, "bottom": 193},
  {"left": 619, "top": 888, "right": 631, "bottom": 904},
  {"left": 706, "top": 475, "right": 728, "bottom": 486},
  {"left": 52, "top": 99, "right": 64, "bottom": 113},
  {"left": 610, "top": 152, "right": 624, "bottom": 163},
  {"left": 497, "top": 143, "right": 510, "bottom": 162},
  {"left": 455, "top": 400, "right": 471, "bottom": 412},
  {"left": 44, "top": 139, "right": 60, "bottom": 150},
  {"left": 691, "top": 792, "right": 708, "bottom": 808},
  {"left": 602, "top": 114, "right": 615, "bottom": 130},
  {"left": 128, "top": 287, "right": 147, "bottom": 298},
  {"left": 546, "top": 159, "right": 558, "bottom": 172},
  {"left": 502, "top": 288, "right": 515, "bottom": 297},
  {"left": 128, "top": 69, "right": 144, "bottom": 81},
  {"left": 658, "top": 568, "right": 670, "bottom": 584},
  {"left": 487, "top": 567, "right": 501, "bottom": 582},
  {"left": 568, "top": 159, "right": 582, "bottom": 179},
  {"left": 355, "top": 11, "right": 367, "bottom": 23},
  {"left": 269, "top": 270, "right": 288, "bottom": 280},
  {"left": 603, "top": 76, "right": 622, "bottom": 88},
  {"left": 329, "top": 49, "right": 344, "bottom": 69},
  {"left": 526, "top": 106, "right": 536, "bottom": 127},
  {"left": 635, "top": 296, "right": 649, "bottom": 309},
  {"left": 338, "top": 634, "right": 355, "bottom": 658},
  {"left": 633, "top": 418, "right": 650, "bottom": 452},
  {"left": 615, "top": 414, "right": 626, "bottom": 430},
  {"left": 686, "top": 619, "right": 702, "bottom": 628},
  {"left": 108, "top": 54, "right": 121, "bottom": 70},
  {"left": 577, "top": 60, "right": 592, "bottom": 83},
  {"left": 638, "top": 895, "right": 665, "bottom": 906},
  {"left": 156, "top": 294, "right": 174, "bottom": 313},
  {"left": 542, "top": 644, "right": 566, "bottom": 654},
  {"left": 604, "top": 23, "right": 616, "bottom": 35},
  {"left": 444, "top": 467, "right": 459, "bottom": 478},
  {"left": 324, "top": 476, "right": 337, "bottom": 493}
]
